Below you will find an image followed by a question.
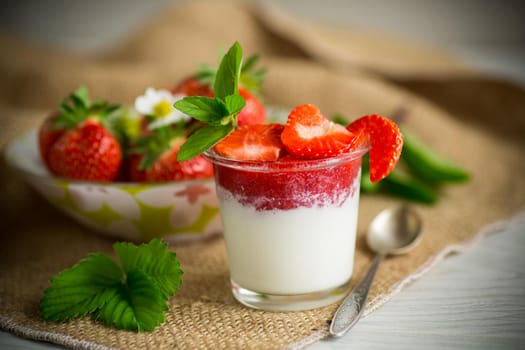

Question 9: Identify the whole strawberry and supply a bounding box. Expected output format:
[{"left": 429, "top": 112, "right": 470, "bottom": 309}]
[
  {"left": 38, "top": 113, "right": 64, "bottom": 168},
  {"left": 130, "top": 127, "right": 213, "bottom": 182},
  {"left": 42, "top": 86, "right": 123, "bottom": 182}
]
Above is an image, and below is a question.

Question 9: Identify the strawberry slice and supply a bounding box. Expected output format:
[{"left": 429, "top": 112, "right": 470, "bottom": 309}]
[
  {"left": 281, "top": 104, "right": 355, "bottom": 159},
  {"left": 347, "top": 114, "right": 403, "bottom": 183},
  {"left": 214, "top": 124, "right": 285, "bottom": 161}
]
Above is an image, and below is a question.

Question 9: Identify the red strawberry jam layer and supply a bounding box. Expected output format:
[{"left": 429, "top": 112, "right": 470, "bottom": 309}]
[{"left": 208, "top": 151, "right": 364, "bottom": 211}]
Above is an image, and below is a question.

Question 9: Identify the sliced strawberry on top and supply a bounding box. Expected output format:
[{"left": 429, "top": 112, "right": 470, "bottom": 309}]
[
  {"left": 214, "top": 124, "right": 285, "bottom": 161},
  {"left": 347, "top": 114, "right": 403, "bottom": 183},
  {"left": 281, "top": 104, "right": 356, "bottom": 159}
]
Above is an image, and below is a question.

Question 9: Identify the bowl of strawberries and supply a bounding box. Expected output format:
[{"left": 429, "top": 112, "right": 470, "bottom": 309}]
[{"left": 5, "top": 52, "right": 269, "bottom": 243}]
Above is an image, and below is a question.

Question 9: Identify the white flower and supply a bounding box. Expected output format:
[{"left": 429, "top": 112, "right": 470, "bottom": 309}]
[{"left": 134, "top": 87, "right": 191, "bottom": 129}]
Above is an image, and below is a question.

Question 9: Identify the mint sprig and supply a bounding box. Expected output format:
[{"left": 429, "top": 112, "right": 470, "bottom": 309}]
[
  {"left": 174, "top": 41, "right": 246, "bottom": 161},
  {"left": 40, "top": 239, "right": 183, "bottom": 332},
  {"left": 196, "top": 53, "right": 266, "bottom": 94}
]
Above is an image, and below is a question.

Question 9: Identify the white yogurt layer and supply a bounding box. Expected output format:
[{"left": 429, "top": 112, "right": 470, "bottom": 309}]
[{"left": 218, "top": 177, "right": 360, "bottom": 295}]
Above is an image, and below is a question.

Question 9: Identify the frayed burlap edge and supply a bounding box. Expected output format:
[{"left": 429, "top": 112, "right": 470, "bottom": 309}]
[
  {"left": 2, "top": 210, "right": 524, "bottom": 350},
  {"left": 286, "top": 209, "right": 525, "bottom": 350},
  {"left": 0, "top": 316, "right": 118, "bottom": 350}
]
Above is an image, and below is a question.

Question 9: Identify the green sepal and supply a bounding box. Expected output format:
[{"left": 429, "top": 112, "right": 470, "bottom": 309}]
[
  {"left": 52, "top": 85, "right": 121, "bottom": 132},
  {"left": 240, "top": 54, "right": 267, "bottom": 93},
  {"left": 132, "top": 127, "right": 179, "bottom": 170}
]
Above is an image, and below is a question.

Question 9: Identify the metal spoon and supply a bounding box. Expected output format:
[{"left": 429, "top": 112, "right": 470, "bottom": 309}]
[{"left": 329, "top": 204, "right": 423, "bottom": 337}]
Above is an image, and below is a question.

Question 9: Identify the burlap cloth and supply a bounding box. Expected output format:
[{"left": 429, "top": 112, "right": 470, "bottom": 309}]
[{"left": 1, "top": 1, "right": 524, "bottom": 349}]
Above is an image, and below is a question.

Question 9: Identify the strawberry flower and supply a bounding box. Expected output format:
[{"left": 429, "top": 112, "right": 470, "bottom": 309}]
[{"left": 134, "top": 88, "right": 191, "bottom": 129}]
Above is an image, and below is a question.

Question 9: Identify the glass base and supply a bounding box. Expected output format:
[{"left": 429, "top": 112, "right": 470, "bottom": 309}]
[{"left": 231, "top": 279, "right": 351, "bottom": 312}]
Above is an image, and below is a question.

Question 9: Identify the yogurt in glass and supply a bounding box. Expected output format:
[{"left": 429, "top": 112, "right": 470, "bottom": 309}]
[{"left": 205, "top": 148, "right": 367, "bottom": 311}]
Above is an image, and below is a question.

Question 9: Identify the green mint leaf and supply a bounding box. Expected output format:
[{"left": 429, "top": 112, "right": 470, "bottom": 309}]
[
  {"left": 174, "top": 96, "right": 227, "bottom": 123},
  {"left": 214, "top": 41, "right": 242, "bottom": 100},
  {"left": 114, "top": 239, "right": 183, "bottom": 299},
  {"left": 177, "top": 124, "right": 234, "bottom": 161},
  {"left": 224, "top": 94, "right": 246, "bottom": 115},
  {"left": 40, "top": 253, "right": 122, "bottom": 321},
  {"left": 96, "top": 269, "right": 167, "bottom": 332}
]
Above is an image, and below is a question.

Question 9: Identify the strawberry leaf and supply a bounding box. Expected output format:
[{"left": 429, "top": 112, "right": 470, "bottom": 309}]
[
  {"left": 177, "top": 124, "right": 234, "bottom": 161},
  {"left": 40, "top": 253, "right": 122, "bottom": 321},
  {"left": 40, "top": 239, "right": 183, "bottom": 332},
  {"left": 114, "top": 239, "right": 183, "bottom": 299},
  {"left": 174, "top": 96, "right": 227, "bottom": 123},
  {"left": 214, "top": 41, "right": 242, "bottom": 100},
  {"left": 96, "top": 269, "right": 167, "bottom": 332}
]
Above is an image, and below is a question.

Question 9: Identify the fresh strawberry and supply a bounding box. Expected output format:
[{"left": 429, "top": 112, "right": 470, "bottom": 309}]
[
  {"left": 42, "top": 86, "right": 123, "bottom": 182},
  {"left": 236, "top": 88, "right": 266, "bottom": 126},
  {"left": 280, "top": 104, "right": 356, "bottom": 159},
  {"left": 171, "top": 77, "right": 213, "bottom": 97},
  {"left": 126, "top": 153, "right": 146, "bottom": 182},
  {"left": 130, "top": 127, "right": 213, "bottom": 182},
  {"left": 48, "top": 118, "right": 122, "bottom": 181},
  {"left": 215, "top": 124, "right": 285, "bottom": 161},
  {"left": 346, "top": 114, "right": 403, "bottom": 183},
  {"left": 38, "top": 113, "right": 65, "bottom": 168}
]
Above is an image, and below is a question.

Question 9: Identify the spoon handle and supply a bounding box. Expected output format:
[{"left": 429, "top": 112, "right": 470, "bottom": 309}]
[{"left": 329, "top": 254, "right": 384, "bottom": 337}]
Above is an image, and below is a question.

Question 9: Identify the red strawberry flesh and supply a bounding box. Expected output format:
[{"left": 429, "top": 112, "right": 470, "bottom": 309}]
[
  {"left": 281, "top": 104, "right": 356, "bottom": 159},
  {"left": 214, "top": 124, "right": 285, "bottom": 161},
  {"left": 346, "top": 114, "right": 403, "bottom": 183},
  {"left": 236, "top": 88, "right": 266, "bottom": 127}
]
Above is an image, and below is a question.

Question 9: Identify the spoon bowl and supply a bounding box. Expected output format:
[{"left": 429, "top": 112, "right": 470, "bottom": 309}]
[
  {"left": 367, "top": 204, "right": 423, "bottom": 255},
  {"left": 329, "top": 204, "right": 423, "bottom": 337}
]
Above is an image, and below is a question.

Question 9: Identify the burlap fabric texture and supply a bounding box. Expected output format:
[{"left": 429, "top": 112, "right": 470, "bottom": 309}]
[{"left": 1, "top": 1, "right": 525, "bottom": 349}]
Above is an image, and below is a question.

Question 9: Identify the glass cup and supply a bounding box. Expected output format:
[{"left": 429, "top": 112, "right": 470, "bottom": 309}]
[{"left": 204, "top": 146, "right": 368, "bottom": 311}]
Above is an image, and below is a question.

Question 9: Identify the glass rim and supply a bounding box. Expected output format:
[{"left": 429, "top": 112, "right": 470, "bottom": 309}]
[{"left": 203, "top": 145, "right": 370, "bottom": 173}]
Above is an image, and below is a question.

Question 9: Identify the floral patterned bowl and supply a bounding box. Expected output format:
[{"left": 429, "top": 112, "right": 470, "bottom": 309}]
[{"left": 5, "top": 131, "right": 221, "bottom": 243}]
